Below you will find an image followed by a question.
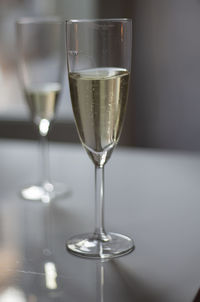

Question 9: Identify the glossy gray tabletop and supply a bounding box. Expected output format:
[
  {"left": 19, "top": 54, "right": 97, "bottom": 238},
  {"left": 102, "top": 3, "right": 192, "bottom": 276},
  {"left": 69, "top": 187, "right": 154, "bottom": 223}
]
[{"left": 0, "top": 139, "right": 200, "bottom": 302}]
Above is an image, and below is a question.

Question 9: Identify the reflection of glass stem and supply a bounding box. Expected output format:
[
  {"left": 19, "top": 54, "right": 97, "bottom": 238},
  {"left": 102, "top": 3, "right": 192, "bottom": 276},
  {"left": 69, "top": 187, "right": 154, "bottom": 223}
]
[
  {"left": 96, "top": 261, "right": 104, "bottom": 302},
  {"left": 39, "top": 119, "right": 51, "bottom": 187},
  {"left": 42, "top": 203, "right": 58, "bottom": 291},
  {"left": 42, "top": 202, "right": 52, "bottom": 256}
]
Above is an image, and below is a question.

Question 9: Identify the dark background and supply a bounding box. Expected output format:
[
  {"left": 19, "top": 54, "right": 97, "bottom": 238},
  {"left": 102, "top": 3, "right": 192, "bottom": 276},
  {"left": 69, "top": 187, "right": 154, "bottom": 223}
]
[{"left": 1, "top": 0, "right": 200, "bottom": 151}]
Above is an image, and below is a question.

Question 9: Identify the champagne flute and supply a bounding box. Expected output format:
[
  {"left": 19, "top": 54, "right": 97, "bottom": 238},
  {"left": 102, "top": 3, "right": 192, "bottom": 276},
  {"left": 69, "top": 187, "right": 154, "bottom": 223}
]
[
  {"left": 16, "top": 17, "right": 69, "bottom": 203},
  {"left": 66, "top": 19, "right": 134, "bottom": 258}
]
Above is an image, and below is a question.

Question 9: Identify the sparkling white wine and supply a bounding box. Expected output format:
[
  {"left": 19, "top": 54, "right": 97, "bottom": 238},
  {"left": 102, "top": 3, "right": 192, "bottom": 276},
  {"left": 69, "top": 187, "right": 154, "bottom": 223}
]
[
  {"left": 69, "top": 68, "right": 129, "bottom": 163},
  {"left": 24, "top": 82, "right": 61, "bottom": 124}
]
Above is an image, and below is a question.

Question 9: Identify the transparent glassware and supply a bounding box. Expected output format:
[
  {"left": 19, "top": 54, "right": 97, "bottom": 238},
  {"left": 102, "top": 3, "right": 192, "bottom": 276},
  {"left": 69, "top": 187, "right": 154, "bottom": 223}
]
[
  {"left": 66, "top": 19, "right": 134, "bottom": 258},
  {"left": 16, "top": 17, "right": 69, "bottom": 203}
]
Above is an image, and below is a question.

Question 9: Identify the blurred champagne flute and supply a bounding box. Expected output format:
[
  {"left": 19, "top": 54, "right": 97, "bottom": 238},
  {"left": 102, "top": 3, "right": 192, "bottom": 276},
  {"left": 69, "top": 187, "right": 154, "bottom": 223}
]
[{"left": 16, "top": 17, "right": 69, "bottom": 203}]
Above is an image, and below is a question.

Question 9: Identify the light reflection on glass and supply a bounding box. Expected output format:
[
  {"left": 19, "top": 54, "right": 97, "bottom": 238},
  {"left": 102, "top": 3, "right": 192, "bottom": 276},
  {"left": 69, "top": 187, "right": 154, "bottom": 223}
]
[
  {"left": 44, "top": 262, "right": 58, "bottom": 290},
  {"left": 39, "top": 119, "right": 50, "bottom": 136}
]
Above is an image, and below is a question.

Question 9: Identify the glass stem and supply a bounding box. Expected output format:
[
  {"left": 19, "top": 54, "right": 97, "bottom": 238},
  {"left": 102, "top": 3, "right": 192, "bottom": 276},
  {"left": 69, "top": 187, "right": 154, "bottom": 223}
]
[
  {"left": 38, "top": 119, "right": 51, "bottom": 186},
  {"left": 39, "top": 131, "right": 50, "bottom": 186},
  {"left": 94, "top": 165, "right": 109, "bottom": 241}
]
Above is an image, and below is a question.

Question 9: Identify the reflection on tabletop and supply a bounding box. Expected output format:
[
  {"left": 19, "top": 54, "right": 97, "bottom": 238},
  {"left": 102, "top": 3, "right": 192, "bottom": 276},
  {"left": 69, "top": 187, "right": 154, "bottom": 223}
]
[
  {"left": 0, "top": 197, "right": 162, "bottom": 302},
  {"left": 95, "top": 260, "right": 163, "bottom": 302},
  {"left": 0, "top": 256, "right": 164, "bottom": 302}
]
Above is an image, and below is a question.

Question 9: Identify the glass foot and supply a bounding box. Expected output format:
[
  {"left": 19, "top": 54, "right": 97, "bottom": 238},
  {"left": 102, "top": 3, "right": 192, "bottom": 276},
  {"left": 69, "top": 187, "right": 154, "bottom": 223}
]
[
  {"left": 66, "top": 232, "right": 135, "bottom": 259},
  {"left": 21, "top": 182, "right": 71, "bottom": 203}
]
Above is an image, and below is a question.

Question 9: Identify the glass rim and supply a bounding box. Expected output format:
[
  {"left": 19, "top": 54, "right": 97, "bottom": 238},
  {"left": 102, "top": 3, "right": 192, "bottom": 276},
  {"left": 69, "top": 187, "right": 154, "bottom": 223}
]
[
  {"left": 16, "top": 16, "right": 63, "bottom": 25},
  {"left": 67, "top": 18, "right": 132, "bottom": 24}
]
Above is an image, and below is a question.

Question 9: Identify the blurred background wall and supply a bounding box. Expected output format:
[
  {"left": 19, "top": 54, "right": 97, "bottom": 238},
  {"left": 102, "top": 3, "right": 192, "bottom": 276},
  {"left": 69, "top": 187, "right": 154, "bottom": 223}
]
[{"left": 0, "top": 0, "right": 200, "bottom": 151}]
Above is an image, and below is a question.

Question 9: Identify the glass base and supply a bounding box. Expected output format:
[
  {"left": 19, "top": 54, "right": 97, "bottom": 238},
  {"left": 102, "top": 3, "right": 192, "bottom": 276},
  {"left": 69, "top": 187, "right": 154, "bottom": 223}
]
[
  {"left": 21, "top": 182, "right": 71, "bottom": 203},
  {"left": 66, "top": 232, "right": 135, "bottom": 259}
]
